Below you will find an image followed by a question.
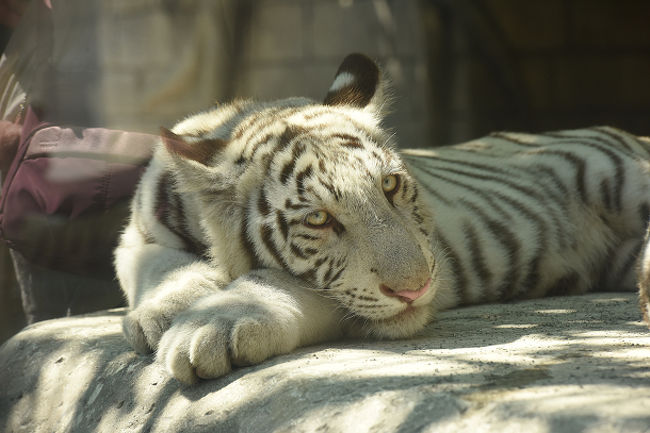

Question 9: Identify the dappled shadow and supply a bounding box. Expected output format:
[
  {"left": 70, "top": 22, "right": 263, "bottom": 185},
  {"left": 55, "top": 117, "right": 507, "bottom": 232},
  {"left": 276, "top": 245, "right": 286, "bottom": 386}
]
[{"left": 1, "top": 293, "right": 649, "bottom": 432}]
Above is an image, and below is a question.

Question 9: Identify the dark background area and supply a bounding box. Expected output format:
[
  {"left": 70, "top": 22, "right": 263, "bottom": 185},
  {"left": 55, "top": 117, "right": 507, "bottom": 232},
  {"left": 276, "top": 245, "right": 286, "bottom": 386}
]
[{"left": 423, "top": 0, "right": 650, "bottom": 145}]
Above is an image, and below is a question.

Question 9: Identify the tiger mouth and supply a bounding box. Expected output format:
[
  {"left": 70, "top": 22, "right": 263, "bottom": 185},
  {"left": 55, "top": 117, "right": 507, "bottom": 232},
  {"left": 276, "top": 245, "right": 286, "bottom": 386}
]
[
  {"left": 375, "top": 303, "right": 422, "bottom": 324},
  {"left": 392, "top": 304, "right": 421, "bottom": 319}
]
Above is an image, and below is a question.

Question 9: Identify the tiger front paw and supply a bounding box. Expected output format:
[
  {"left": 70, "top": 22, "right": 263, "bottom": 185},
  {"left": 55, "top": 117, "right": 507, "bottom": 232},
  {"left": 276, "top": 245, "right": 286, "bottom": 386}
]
[{"left": 156, "top": 289, "right": 302, "bottom": 384}]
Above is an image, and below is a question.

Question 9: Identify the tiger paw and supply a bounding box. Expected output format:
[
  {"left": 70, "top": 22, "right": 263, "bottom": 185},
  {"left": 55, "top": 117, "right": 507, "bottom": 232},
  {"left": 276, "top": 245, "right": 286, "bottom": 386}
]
[{"left": 156, "top": 289, "right": 302, "bottom": 384}]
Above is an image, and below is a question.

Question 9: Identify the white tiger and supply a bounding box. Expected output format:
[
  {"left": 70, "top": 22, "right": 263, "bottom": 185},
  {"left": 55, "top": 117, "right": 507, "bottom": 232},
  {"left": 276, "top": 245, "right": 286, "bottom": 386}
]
[{"left": 115, "top": 53, "right": 650, "bottom": 384}]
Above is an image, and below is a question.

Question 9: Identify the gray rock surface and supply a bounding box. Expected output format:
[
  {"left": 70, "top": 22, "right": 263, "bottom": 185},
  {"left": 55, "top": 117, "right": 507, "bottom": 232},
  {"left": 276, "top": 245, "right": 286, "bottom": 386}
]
[{"left": 1, "top": 293, "right": 649, "bottom": 433}]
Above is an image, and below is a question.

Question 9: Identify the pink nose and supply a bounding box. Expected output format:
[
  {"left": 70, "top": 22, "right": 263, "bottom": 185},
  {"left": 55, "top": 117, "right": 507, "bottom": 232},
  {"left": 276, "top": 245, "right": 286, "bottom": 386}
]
[{"left": 380, "top": 278, "right": 431, "bottom": 303}]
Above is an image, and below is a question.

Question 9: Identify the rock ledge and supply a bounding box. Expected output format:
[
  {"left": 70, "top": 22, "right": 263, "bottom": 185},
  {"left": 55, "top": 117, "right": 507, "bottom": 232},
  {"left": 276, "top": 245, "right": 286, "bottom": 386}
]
[{"left": 1, "top": 293, "right": 650, "bottom": 433}]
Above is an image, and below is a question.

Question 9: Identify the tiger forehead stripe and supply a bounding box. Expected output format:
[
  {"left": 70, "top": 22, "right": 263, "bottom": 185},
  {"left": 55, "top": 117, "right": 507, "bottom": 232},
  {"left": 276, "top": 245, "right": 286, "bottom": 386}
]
[
  {"left": 296, "top": 165, "right": 314, "bottom": 196},
  {"left": 332, "top": 133, "right": 363, "bottom": 149},
  {"left": 279, "top": 142, "right": 307, "bottom": 184},
  {"left": 257, "top": 189, "right": 271, "bottom": 216}
]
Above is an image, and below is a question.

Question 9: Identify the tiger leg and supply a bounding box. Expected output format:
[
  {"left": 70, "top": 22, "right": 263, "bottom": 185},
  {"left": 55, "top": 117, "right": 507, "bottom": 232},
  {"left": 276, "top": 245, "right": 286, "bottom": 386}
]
[
  {"left": 638, "top": 224, "right": 650, "bottom": 325},
  {"left": 155, "top": 269, "right": 346, "bottom": 384},
  {"left": 115, "top": 238, "right": 228, "bottom": 355}
]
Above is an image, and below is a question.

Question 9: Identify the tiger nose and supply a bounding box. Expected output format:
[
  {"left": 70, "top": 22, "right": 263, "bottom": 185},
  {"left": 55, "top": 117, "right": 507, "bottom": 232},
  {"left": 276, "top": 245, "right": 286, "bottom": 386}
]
[{"left": 379, "top": 278, "right": 431, "bottom": 303}]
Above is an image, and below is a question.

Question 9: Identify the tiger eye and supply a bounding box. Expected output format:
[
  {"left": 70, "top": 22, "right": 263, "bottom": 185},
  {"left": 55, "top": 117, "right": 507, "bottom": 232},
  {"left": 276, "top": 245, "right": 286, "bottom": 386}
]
[
  {"left": 304, "top": 210, "right": 331, "bottom": 228},
  {"left": 382, "top": 174, "right": 399, "bottom": 193}
]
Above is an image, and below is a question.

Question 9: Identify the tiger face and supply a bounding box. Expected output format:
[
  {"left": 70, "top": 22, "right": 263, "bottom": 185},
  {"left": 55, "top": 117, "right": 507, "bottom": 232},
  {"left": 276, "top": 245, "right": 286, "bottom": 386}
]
[{"left": 163, "top": 54, "right": 441, "bottom": 338}]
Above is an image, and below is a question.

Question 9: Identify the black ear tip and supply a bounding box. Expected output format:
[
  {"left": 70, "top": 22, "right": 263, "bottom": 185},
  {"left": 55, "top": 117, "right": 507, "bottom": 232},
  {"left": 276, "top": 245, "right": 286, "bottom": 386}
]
[
  {"left": 337, "top": 53, "right": 379, "bottom": 76},
  {"left": 324, "top": 53, "right": 380, "bottom": 108},
  {"left": 341, "top": 53, "right": 374, "bottom": 64}
]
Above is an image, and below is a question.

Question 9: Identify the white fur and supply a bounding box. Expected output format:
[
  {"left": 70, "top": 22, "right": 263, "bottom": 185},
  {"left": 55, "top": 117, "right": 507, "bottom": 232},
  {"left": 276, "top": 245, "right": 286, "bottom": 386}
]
[{"left": 328, "top": 72, "right": 355, "bottom": 92}]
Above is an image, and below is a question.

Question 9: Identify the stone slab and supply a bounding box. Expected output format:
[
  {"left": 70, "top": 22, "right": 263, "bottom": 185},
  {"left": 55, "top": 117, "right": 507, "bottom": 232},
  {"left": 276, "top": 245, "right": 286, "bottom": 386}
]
[{"left": 1, "top": 293, "right": 649, "bottom": 433}]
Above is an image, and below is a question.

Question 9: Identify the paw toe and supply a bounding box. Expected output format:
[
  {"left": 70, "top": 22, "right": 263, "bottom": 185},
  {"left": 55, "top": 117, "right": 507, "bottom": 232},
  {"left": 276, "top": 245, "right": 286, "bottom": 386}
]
[
  {"left": 122, "top": 314, "right": 153, "bottom": 354},
  {"left": 230, "top": 318, "right": 293, "bottom": 366},
  {"left": 158, "top": 334, "right": 198, "bottom": 385},
  {"left": 190, "top": 325, "right": 231, "bottom": 379}
]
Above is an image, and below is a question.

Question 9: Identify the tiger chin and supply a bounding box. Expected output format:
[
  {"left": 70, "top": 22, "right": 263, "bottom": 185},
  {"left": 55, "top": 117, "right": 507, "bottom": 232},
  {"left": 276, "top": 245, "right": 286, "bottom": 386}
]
[{"left": 115, "top": 53, "right": 650, "bottom": 384}]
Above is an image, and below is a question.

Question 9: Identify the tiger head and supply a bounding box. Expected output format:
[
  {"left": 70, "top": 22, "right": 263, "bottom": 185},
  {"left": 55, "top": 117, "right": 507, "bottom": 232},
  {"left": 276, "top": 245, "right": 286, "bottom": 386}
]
[{"left": 162, "top": 54, "right": 445, "bottom": 339}]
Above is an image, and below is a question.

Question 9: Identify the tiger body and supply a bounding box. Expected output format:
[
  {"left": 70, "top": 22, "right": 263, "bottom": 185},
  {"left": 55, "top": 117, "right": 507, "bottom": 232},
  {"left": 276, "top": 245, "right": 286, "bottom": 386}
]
[
  {"left": 115, "top": 54, "right": 650, "bottom": 384},
  {"left": 405, "top": 128, "right": 650, "bottom": 304}
]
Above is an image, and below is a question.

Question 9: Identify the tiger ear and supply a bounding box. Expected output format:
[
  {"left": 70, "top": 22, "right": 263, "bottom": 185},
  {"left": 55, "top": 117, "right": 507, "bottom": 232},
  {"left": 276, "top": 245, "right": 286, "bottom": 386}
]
[
  {"left": 323, "top": 53, "right": 386, "bottom": 114},
  {"left": 160, "top": 127, "right": 227, "bottom": 166}
]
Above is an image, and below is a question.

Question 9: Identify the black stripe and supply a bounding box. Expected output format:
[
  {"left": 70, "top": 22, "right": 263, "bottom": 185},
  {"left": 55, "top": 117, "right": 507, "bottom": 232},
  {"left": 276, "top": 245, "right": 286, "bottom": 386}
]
[
  {"left": 328, "top": 266, "right": 345, "bottom": 285},
  {"left": 528, "top": 165, "right": 570, "bottom": 198},
  {"left": 276, "top": 210, "right": 289, "bottom": 240},
  {"left": 257, "top": 189, "right": 271, "bottom": 216},
  {"left": 409, "top": 178, "right": 453, "bottom": 206},
  {"left": 287, "top": 217, "right": 305, "bottom": 226},
  {"left": 490, "top": 132, "right": 540, "bottom": 147},
  {"left": 489, "top": 191, "right": 553, "bottom": 292},
  {"left": 333, "top": 133, "right": 363, "bottom": 149},
  {"left": 592, "top": 127, "right": 636, "bottom": 154},
  {"left": 407, "top": 152, "right": 521, "bottom": 179},
  {"left": 261, "top": 224, "right": 288, "bottom": 268},
  {"left": 290, "top": 243, "right": 308, "bottom": 260},
  {"left": 279, "top": 142, "right": 306, "bottom": 184},
  {"left": 410, "top": 157, "right": 564, "bottom": 217},
  {"left": 246, "top": 132, "right": 274, "bottom": 161},
  {"left": 600, "top": 179, "right": 613, "bottom": 211},
  {"left": 155, "top": 171, "right": 208, "bottom": 257},
  {"left": 411, "top": 208, "right": 424, "bottom": 224},
  {"left": 546, "top": 136, "right": 627, "bottom": 212},
  {"left": 285, "top": 198, "right": 310, "bottom": 210},
  {"left": 408, "top": 152, "right": 570, "bottom": 212},
  {"left": 402, "top": 160, "right": 454, "bottom": 206},
  {"left": 320, "top": 178, "right": 342, "bottom": 201},
  {"left": 323, "top": 259, "right": 334, "bottom": 283},
  {"left": 528, "top": 150, "right": 587, "bottom": 203},
  {"left": 296, "top": 165, "right": 313, "bottom": 196},
  {"left": 463, "top": 222, "right": 492, "bottom": 288},
  {"left": 460, "top": 199, "right": 522, "bottom": 301},
  {"left": 407, "top": 160, "right": 512, "bottom": 220},
  {"left": 296, "top": 233, "right": 319, "bottom": 241},
  {"left": 276, "top": 125, "right": 306, "bottom": 153},
  {"left": 409, "top": 182, "right": 419, "bottom": 203},
  {"left": 240, "top": 210, "right": 261, "bottom": 268}
]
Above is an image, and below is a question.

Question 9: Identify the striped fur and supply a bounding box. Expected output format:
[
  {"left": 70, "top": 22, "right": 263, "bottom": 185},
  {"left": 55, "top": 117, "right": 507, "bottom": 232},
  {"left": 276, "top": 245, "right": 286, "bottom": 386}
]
[{"left": 115, "top": 54, "right": 650, "bottom": 383}]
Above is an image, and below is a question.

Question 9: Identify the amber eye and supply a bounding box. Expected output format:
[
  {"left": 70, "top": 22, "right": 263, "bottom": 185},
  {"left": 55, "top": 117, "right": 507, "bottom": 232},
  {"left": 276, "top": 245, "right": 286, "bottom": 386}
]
[
  {"left": 382, "top": 174, "right": 400, "bottom": 194},
  {"left": 304, "top": 210, "right": 332, "bottom": 228}
]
